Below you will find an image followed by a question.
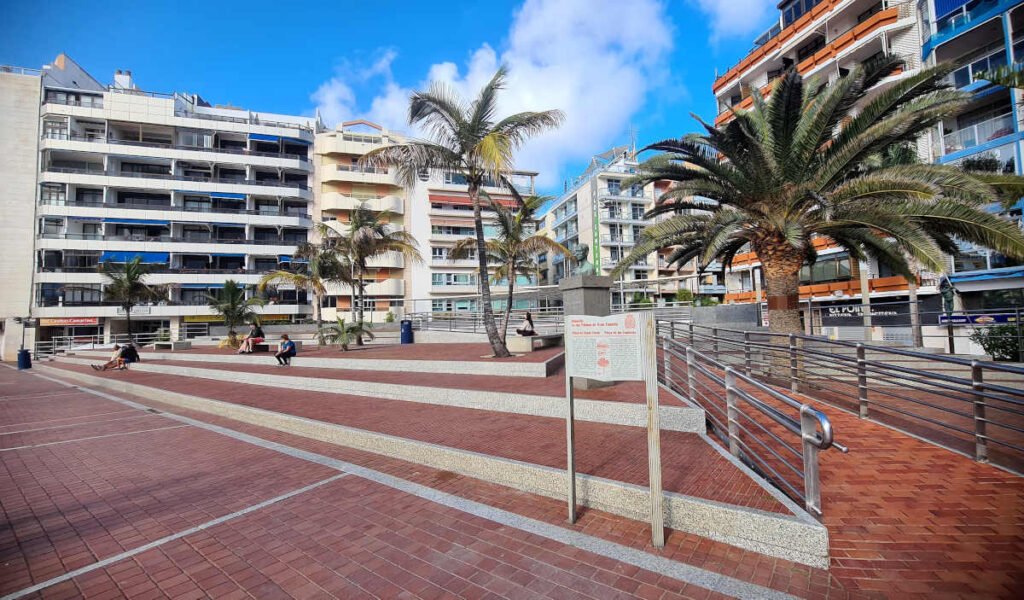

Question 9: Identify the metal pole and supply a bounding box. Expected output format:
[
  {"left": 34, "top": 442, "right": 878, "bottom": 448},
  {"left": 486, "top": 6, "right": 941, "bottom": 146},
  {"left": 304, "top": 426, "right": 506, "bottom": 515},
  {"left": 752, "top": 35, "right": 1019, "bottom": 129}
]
[
  {"left": 689, "top": 322, "right": 695, "bottom": 346},
  {"left": 743, "top": 331, "right": 752, "bottom": 376},
  {"left": 565, "top": 374, "right": 577, "bottom": 522},
  {"left": 856, "top": 343, "right": 868, "bottom": 418},
  {"left": 799, "top": 406, "right": 823, "bottom": 516},
  {"left": 711, "top": 327, "right": 719, "bottom": 362},
  {"left": 972, "top": 362, "right": 988, "bottom": 463},
  {"left": 1018, "top": 308, "right": 1023, "bottom": 363},
  {"left": 662, "top": 337, "right": 672, "bottom": 387},
  {"left": 789, "top": 334, "right": 799, "bottom": 393},
  {"left": 641, "top": 312, "right": 664, "bottom": 549},
  {"left": 724, "top": 368, "right": 742, "bottom": 458},
  {"left": 685, "top": 347, "right": 697, "bottom": 404}
]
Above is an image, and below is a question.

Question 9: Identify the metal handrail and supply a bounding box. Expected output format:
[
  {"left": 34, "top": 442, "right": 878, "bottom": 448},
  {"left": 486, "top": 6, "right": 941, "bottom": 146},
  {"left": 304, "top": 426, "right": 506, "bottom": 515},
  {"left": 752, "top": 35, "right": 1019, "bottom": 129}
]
[
  {"left": 670, "top": 321, "right": 1024, "bottom": 474},
  {"left": 42, "top": 166, "right": 310, "bottom": 190},
  {"left": 656, "top": 327, "right": 845, "bottom": 516},
  {"left": 39, "top": 198, "right": 311, "bottom": 220},
  {"left": 43, "top": 133, "right": 310, "bottom": 161}
]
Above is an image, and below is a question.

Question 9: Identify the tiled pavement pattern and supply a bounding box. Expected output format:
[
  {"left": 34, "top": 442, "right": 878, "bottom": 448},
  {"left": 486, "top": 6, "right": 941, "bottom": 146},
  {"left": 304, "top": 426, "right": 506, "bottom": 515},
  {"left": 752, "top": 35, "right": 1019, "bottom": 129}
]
[
  {"left": 46, "top": 361, "right": 787, "bottom": 514},
  {"left": 156, "top": 359, "right": 686, "bottom": 406},
  {"left": 1, "top": 368, "right": 794, "bottom": 600},
  {"left": 160, "top": 342, "right": 564, "bottom": 363}
]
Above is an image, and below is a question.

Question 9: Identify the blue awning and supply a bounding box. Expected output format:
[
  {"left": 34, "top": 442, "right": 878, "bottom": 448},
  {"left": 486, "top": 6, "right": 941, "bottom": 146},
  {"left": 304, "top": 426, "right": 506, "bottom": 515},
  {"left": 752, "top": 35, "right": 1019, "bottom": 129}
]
[
  {"left": 100, "top": 251, "right": 169, "bottom": 264},
  {"left": 248, "top": 133, "right": 279, "bottom": 142},
  {"left": 935, "top": 0, "right": 969, "bottom": 18},
  {"left": 212, "top": 223, "right": 244, "bottom": 227},
  {"left": 278, "top": 255, "right": 309, "bottom": 264},
  {"left": 951, "top": 268, "right": 1024, "bottom": 283},
  {"left": 69, "top": 216, "right": 102, "bottom": 221},
  {"left": 210, "top": 192, "right": 246, "bottom": 200},
  {"left": 181, "top": 283, "right": 224, "bottom": 289},
  {"left": 211, "top": 253, "right": 245, "bottom": 258},
  {"left": 104, "top": 218, "right": 170, "bottom": 226},
  {"left": 282, "top": 136, "right": 311, "bottom": 146}
]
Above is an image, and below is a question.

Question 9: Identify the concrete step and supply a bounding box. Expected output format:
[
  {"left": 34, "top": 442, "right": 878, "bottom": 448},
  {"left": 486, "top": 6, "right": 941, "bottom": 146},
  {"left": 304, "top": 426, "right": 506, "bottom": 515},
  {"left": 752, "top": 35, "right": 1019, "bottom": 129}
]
[{"left": 38, "top": 361, "right": 829, "bottom": 569}]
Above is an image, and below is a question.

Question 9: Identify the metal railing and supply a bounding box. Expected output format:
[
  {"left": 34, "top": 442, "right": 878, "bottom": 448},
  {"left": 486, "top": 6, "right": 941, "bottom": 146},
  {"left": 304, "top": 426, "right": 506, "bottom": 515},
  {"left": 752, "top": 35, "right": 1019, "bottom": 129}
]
[
  {"left": 43, "top": 133, "right": 310, "bottom": 161},
  {"left": 657, "top": 325, "right": 845, "bottom": 516},
  {"left": 939, "top": 112, "right": 1016, "bottom": 156},
  {"left": 671, "top": 322, "right": 1024, "bottom": 475},
  {"left": 42, "top": 166, "right": 310, "bottom": 190},
  {"left": 407, "top": 307, "right": 566, "bottom": 335},
  {"left": 39, "top": 198, "right": 311, "bottom": 220},
  {"left": 38, "top": 233, "right": 306, "bottom": 246},
  {"left": 33, "top": 330, "right": 178, "bottom": 359}
]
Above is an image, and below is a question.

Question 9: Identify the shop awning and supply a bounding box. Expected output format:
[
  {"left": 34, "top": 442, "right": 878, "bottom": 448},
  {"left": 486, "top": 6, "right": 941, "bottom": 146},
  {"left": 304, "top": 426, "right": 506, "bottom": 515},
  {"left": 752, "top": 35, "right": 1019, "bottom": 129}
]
[
  {"left": 211, "top": 223, "right": 244, "bottom": 228},
  {"left": 950, "top": 268, "right": 1024, "bottom": 283},
  {"left": 104, "top": 218, "right": 170, "bottom": 226},
  {"left": 69, "top": 216, "right": 102, "bottom": 221},
  {"left": 210, "top": 192, "right": 246, "bottom": 200},
  {"left": 211, "top": 253, "right": 245, "bottom": 258},
  {"left": 181, "top": 283, "right": 225, "bottom": 289},
  {"left": 429, "top": 193, "right": 518, "bottom": 209},
  {"left": 99, "top": 251, "right": 169, "bottom": 263},
  {"left": 278, "top": 255, "right": 309, "bottom": 264},
  {"left": 282, "top": 136, "right": 311, "bottom": 146},
  {"left": 248, "top": 133, "right": 279, "bottom": 143}
]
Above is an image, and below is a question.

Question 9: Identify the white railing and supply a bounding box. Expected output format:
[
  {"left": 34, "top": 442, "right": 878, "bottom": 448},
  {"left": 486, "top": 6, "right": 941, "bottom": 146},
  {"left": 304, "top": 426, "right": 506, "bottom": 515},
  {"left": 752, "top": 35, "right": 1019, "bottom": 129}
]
[{"left": 941, "top": 113, "right": 1016, "bottom": 156}]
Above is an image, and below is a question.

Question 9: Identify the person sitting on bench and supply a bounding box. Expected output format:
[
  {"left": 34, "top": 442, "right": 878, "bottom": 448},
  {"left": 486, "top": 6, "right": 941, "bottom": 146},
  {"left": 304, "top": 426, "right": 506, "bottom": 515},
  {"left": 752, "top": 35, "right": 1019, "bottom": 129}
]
[
  {"left": 92, "top": 344, "right": 125, "bottom": 371},
  {"left": 275, "top": 334, "right": 297, "bottom": 366},
  {"left": 237, "top": 322, "right": 265, "bottom": 354},
  {"left": 516, "top": 312, "right": 537, "bottom": 336}
]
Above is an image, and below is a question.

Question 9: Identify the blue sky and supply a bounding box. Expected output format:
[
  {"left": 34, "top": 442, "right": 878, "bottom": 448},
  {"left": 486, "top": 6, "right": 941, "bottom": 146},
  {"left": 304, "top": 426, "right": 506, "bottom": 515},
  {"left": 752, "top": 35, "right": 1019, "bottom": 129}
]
[{"left": 0, "top": 0, "right": 779, "bottom": 193}]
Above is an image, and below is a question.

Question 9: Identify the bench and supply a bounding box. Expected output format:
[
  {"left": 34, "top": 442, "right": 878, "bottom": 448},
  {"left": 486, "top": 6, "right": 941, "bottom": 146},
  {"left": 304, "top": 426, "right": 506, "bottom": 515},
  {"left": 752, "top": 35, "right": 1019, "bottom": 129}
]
[
  {"left": 507, "top": 333, "right": 563, "bottom": 353},
  {"left": 153, "top": 341, "right": 192, "bottom": 351},
  {"left": 252, "top": 341, "right": 303, "bottom": 353}
]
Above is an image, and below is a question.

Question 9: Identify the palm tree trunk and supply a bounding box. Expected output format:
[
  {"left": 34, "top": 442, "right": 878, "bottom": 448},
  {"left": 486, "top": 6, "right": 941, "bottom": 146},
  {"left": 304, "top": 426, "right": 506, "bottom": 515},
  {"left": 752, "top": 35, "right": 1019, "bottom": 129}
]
[
  {"left": 470, "top": 182, "right": 510, "bottom": 357},
  {"left": 125, "top": 307, "right": 133, "bottom": 344},
  {"left": 501, "top": 264, "right": 515, "bottom": 344},
  {"left": 758, "top": 242, "right": 805, "bottom": 383},
  {"left": 313, "top": 290, "right": 323, "bottom": 344}
]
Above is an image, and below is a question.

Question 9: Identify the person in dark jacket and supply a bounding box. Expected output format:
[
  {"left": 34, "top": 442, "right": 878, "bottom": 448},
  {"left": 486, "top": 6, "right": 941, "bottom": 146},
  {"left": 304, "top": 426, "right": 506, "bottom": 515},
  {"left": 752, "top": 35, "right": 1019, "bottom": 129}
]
[{"left": 237, "top": 323, "right": 266, "bottom": 354}]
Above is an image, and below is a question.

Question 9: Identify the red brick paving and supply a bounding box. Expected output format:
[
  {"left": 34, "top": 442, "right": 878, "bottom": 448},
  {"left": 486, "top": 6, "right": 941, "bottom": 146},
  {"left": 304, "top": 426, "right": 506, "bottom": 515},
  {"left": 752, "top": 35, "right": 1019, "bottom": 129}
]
[
  {"left": 48, "top": 362, "right": 787, "bottom": 514},
  {"left": 149, "top": 341, "right": 563, "bottom": 363},
  {"left": 155, "top": 358, "right": 687, "bottom": 406},
  {"left": 0, "top": 412, "right": 180, "bottom": 450}
]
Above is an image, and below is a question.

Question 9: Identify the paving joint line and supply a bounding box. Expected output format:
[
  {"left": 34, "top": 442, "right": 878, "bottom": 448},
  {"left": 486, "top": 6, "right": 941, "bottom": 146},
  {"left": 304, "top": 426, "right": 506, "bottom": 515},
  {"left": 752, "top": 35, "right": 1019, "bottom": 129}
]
[
  {"left": 0, "top": 409, "right": 138, "bottom": 429},
  {"left": 0, "top": 412, "right": 159, "bottom": 435},
  {"left": 0, "top": 472, "right": 348, "bottom": 600},
  {"left": 0, "top": 425, "right": 190, "bottom": 452},
  {"left": 30, "top": 369, "right": 796, "bottom": 600}
]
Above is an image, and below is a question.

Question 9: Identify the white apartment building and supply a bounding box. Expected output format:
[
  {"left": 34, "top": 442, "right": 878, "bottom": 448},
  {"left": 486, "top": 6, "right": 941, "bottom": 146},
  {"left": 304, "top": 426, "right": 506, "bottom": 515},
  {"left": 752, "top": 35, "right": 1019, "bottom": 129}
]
[
  {"left": 0, "top": 54, "right": 320, "bottom": 358},
  {"left": 539, "top": 147, "right": 694, "bottom": 306}
]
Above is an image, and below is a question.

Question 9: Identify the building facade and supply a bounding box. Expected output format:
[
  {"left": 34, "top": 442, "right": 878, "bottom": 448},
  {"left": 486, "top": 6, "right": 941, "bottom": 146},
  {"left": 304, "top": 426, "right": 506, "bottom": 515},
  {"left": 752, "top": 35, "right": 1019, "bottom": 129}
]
[{"left": 0, "top": 54, "right": 319, "bottom": 358}]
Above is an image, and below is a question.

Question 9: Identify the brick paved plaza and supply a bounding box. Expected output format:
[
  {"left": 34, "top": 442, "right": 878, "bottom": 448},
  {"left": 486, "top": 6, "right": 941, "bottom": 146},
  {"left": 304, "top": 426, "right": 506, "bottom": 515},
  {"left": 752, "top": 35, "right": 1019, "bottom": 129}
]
[{"left": 2, "top": 342, "right": 1024, "bottom": 599}]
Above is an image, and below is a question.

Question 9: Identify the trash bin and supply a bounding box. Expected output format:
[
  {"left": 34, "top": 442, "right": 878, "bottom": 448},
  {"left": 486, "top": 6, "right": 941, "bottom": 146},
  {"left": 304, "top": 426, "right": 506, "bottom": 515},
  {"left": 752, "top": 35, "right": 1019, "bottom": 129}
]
[
  {"left": 400, "top": 320, "right": 414, "bottom": 344},
  {"left": 17, "top": 349, "right": 31, "bottom": 370}
]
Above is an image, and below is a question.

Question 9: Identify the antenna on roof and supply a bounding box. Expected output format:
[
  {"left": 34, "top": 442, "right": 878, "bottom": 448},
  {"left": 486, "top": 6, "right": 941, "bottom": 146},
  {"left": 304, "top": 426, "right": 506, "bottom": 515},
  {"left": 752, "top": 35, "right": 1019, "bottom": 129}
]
[{"left": 629, "top": 126, "right": 638, "bottom": 159}]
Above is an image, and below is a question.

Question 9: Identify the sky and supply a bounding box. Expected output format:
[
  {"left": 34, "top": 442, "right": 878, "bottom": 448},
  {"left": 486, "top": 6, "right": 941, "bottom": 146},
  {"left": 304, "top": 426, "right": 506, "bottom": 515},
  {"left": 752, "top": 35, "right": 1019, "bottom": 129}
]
[{"left": 0, "top": 0, "right": 780, "bottom": 194}]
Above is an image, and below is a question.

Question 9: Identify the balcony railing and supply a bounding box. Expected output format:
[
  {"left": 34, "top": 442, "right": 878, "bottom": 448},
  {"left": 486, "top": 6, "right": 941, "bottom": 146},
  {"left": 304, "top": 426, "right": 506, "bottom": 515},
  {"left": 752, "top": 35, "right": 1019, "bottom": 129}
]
[
  {"left": 42, "top": 166, "right": 310, "bottom": 190},
  {"left": 43, "top": 133, "right": 309, "bottom": 162},
  {"left": 38, "top": 232, "right": 305, "bottom": 246},
  {"left": 335, "top": 164, "right": 388, "bottom": 174},
  {"left": 945, "top": 47, "right": 1008, "bottom": 89},
  {"left": 39, "top": 199, "right": 311, "bottom": 220},
  {"left": 600, "top": 235, "right": 637, "bottom": 244},
  {"left": 598, "top": 188, "right": 651, "bottom": 199},
  {"left": 940, "top": 113, "right": 1016, "bottom": 156}
]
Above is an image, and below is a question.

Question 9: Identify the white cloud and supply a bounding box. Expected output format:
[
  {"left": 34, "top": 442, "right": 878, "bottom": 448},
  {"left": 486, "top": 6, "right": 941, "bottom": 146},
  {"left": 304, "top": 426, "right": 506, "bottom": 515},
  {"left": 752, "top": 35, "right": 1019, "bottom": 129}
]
[
  {"left": 311, "top": 0, "right": 674, "bottom": 188},
  {"left": 691, "top": 0, "right": 777, "bottom": 45}
]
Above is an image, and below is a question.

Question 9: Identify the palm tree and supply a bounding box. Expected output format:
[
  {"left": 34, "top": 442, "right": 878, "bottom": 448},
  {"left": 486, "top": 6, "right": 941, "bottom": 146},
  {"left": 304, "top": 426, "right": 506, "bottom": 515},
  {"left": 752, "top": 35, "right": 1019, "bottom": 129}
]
[
  {"left": 612, "top": 56, "right": 1024, "bottom": 335},
  {"left": 361, "top": 67, "right": 564, "bottom": 357},
  {"left": 979, "top": 64, "right": 1024, "bottom": 89},
  {"left": 448, "top": 195, "right": 570, "bottom": 340},
  {"left": 206, "top": 279, "right": 265, "bottom": 347},
  {"left": 99, "top": 257, "right": 162, "bottom": 340},
  {"left": 319, "top": 317, "right": 376, "bottom": 351},
  {"left": 333, "top": 204, "right": 421, "bottom": 330},
  {"left": 257, "top": 238, "right": 348, "bottom": 342}
]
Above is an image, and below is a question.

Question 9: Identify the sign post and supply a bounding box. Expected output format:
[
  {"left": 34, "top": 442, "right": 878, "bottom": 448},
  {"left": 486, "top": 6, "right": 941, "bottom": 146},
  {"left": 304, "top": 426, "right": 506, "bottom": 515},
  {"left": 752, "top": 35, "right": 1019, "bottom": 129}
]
[{"left": 564, "top": 311, "right": 664, "bottom": 547}]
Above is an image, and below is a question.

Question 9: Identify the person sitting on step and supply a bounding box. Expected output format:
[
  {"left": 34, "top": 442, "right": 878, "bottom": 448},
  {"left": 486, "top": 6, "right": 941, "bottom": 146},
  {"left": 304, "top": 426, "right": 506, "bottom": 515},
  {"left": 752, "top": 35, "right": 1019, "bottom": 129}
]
[
  {"left": 237, "top": 322, "right": 265, "bottom": 354},
  {"left": 275, "top": 334, "right": 297, "bottom": 366}
]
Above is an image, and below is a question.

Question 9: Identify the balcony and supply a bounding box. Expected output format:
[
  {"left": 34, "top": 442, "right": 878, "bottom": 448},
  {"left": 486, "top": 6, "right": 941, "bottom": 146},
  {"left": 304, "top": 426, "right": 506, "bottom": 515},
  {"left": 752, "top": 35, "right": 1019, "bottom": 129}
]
[
  {"left": 552, "top": 208, "right": 578, "bottom": 227},
  {"left": 39, "top": 199, "right": 311, "bottom": 223},
  {"left": 322, "top": 163, "right": 394, "bottom": 185},
  {"left": 329, "top": 278, "right": 405, "bottom": 296},
  {"left": 430, "top": 284, "right": 479, "bottom": 294},
  {"left": 698, "top": 284, "right": 728, "bottom": 295},
  {"left": 41, "top": 133, "right": 309, "bottom": 163},
  {"left": 945, "top": 47, "right": 1008, "bottom": 89},
  {"left": 600, "top": 235, "right": 637, "bottom": 246},
  {"left": 602, "top": 211, "right": 647, "bottom": 224},
  {"left": 938, "top": 113, "right": 1017, "bottom": 157},
  {"left": 37, "top": 232, "right": 305, "bottom": 247},
  {"left": 924, "top": 0, "right": 1017, "bottom": 56},
  {"left": 597, "top": 188, "right": 652, "bottom": 200},
  {"left": 31, "top": 301, "right": 309, "bottom": 319},
  {"left": 320, "top": 192, "right": 403, "bottom": 214},
  {"left": 41, "top": 166, "right": 311, "bottom": 197}
]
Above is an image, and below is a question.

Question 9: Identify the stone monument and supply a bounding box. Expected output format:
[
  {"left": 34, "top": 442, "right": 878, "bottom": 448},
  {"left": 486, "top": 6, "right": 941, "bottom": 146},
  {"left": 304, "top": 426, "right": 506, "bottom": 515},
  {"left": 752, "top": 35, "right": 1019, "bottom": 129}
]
[{"left": 560, "top": 243, "right": 613, "bottom": 389}]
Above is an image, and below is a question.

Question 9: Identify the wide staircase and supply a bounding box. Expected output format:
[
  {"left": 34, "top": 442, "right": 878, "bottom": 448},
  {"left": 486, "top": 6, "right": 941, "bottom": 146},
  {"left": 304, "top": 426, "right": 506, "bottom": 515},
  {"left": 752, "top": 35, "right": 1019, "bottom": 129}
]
[{"left": 35, "top": 328, "right": 1024, "bottom": 598}]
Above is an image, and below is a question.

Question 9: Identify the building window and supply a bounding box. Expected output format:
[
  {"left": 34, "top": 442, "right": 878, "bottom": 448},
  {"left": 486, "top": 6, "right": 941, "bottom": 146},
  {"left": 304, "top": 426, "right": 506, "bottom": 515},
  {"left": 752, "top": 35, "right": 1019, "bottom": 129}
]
[
  {"left": 41, "top": 218, "right": 64, "bottom": 235},
  {"left": 799, "top": 253, "right": 852, "bottom": 284},
  {"left": 76, "top": 188, "right": 103, "bottom": 205},
  {"left": 40, "top": 184, "right": 66, "bottom": 205},
  {"left": 43, "top": 120, "right": 68, "bottom": 140}
]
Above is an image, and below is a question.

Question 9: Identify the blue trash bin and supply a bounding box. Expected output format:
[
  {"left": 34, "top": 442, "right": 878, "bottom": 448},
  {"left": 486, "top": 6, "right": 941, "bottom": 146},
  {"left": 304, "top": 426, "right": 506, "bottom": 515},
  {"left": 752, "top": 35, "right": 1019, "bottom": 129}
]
[
  {"left": 400, "top": 320, "right": 414, "bottom": 344},
  {"left": 17, "top": 349, "right": 31, "bottom": 370}
]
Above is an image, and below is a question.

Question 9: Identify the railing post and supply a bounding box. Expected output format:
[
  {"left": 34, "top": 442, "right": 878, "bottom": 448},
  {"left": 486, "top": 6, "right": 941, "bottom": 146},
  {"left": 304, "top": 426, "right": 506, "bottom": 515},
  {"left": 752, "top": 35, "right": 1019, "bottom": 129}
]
[
  {"left": 799, "top": 406, "right": 823, "bottom": 516},
  {"left": 669, "top": 320, "right": 675, "bottom": 341},
  {"left": 662, "top": 337, "right": 672, "bottom": 387},
  {"left": 724, "top": 368, "right": 742, "bottom": 458},
  {"left": 688, "top": 322, "right": 694, "bottom": 346},
  {"left": 972, "top": 361, "right": 988, "bottom": 462},
  {"left": 743, "top": 332, "right": 752, "bottom": 376},
  {"left": 856, "top": 343, "right": 868, "bottom": 418},
  {"left": 711, "top": 328, "right": 719, "bottom": 362},
  {"left": 788, "top": 334, "right": 799, "bottom": 393},
  {"left": 685, "top": 347, "right": 698, "bottom": 403}
]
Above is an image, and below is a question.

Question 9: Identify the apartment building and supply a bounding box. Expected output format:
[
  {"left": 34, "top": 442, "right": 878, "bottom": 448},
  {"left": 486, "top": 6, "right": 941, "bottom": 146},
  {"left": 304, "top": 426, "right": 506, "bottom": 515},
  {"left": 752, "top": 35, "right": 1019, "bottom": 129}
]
[
  {"left": 538, "top": 147, "right": 694, "bottom": 306},
  {"left": 920, "top": 0, "right": 1024, "bottom": 309},
  {"left": 314, "top": 121, "right": 408, "bottom": 322},
  {"left": 0, "top": 54, "right": 319, "bottom": 359}
]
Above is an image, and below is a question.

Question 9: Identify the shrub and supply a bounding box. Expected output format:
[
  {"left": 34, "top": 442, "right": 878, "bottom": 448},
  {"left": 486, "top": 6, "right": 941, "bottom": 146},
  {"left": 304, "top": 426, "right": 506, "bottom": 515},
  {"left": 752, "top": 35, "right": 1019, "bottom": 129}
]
[
  {"left": 694, "top": 295, "right": 720, "bottom": 307},
  {"left": 630, "top": 293, "right": 653, "bottom": 307},
  {"left": 385, "top": 311, "right": 395, "bottom": 323},
  {"left": 969, "top": 324, "right": 1023, "bottom": 361},
  {"left": 674, "top": 289, "right": 694, "bottom": 303}
]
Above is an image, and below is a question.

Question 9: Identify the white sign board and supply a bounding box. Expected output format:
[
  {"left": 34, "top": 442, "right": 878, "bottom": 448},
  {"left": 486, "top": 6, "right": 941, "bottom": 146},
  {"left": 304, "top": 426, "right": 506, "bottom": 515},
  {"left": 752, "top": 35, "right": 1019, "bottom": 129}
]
[{"left": 565, "top": 313, "right": 644, "bottom": 382}]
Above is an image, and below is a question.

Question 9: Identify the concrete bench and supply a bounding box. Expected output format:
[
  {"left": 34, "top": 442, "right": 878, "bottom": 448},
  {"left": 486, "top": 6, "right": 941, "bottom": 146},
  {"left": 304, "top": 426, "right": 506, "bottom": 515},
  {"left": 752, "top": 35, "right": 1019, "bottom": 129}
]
[
  {"left": 507, "top": 333, "right": 563, "bottom": 353},
  {"left": 153, "top": 341, "right": 192, "bottom": 351},
  {"left": 253, "top": 341, "right": 303, "bottom": 353}
]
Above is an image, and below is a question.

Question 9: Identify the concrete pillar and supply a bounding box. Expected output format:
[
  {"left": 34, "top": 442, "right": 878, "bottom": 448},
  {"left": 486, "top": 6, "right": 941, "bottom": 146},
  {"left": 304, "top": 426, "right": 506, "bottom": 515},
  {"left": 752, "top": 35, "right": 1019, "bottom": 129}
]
[
  {"left": 169, "top": 317, "right": 182, "bottom": 342},
  {"left": 559, "top": 275, "right": 613, "bottom": 390}
]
